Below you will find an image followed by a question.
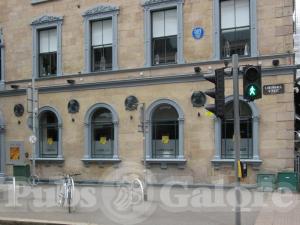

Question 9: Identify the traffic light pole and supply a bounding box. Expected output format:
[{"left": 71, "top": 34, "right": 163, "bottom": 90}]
[
  {"left": 232, "top": 54, "right": 241, "bottom": 225},
  {"left": 31, "top": 75, "right": 37, "bottom": 185}
]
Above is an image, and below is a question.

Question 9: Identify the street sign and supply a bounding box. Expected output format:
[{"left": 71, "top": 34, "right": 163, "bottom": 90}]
[
  {"left": 29, "top": 135, "right": 37, "bottom": 144},
  {"left": 263, "top": 84, "right": 284, "bottom": 95}
]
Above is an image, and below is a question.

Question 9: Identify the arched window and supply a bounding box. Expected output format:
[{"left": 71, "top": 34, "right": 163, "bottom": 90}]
[
  {"left": 152, "top": 104, "right": 179, "bottom": 159},
  {"left": 91, "top": 108, "right": 114, "bottom": 158},
  {"left": 145, "top": 99, "right": 186, "bottom": 166},
  {"left": 38, "top": 108, "right": 62, "bottom": 159},
  {"left": 83, "top": 103, "right": 120, "bottom": 163},
  {"left": 212, "top": 96, "right": 261, "bottom": 167},
  {"left": 222, "top": 100, "right": 252, "bottom": 159}
]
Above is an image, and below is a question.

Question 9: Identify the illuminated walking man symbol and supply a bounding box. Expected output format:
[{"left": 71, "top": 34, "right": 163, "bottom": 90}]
[{"left": 249, "top": 85, "right": 256, "bottom": 96}]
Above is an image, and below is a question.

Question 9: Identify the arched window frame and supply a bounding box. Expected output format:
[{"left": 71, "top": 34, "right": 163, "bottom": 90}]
[
  {"left": 83, "top": 103, "right": 120, "bottom": 163},
  {"left": 145, "top": 99, "right": 186, "bottom": 168},
  {"left": 212, "top": 96, "right": 261, "bottom": 168},
  {"left": 0, "top": 111, "right": 5, "bottom": 176},
  {"left": 36, "top": 106, "right": 64, "bottom": 162}
]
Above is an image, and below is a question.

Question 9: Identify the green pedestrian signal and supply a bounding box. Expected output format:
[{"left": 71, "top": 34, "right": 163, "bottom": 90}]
[
  {"left": 247, "top": 85, "right": 258, "bottom": 97},
  {"left": 243, "top": 66, "right": 262, "bottom": 101}
]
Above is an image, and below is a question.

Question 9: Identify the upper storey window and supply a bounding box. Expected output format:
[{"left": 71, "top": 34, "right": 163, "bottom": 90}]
[
  {"left": 83, "top": 5, "right": 119, "bottom": 73},
  {"left": 39, "top": 28, "right": 57, "bottom": 77},
  {"left": 31, "top": 15, "right": 63, "bottom": 78},
  {"left": 143, "top": 0, "right": 184, "bottom": 67},
  {"left": 213, "top": 0, "right": 257, "bottom": 60},
  {"left": 91, "top": 19, "right": 113, "bottom": 72},
  {"left": 220, "top": 0, "right": 250, "bottom": 58},
  {"left": 152, "top": 9, "right": 177, "bottom": 65}
]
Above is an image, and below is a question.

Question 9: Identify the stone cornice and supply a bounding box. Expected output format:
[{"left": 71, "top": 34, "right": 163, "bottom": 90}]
[
  {"left": 31, "top": 15, "right": 63, "bottom": 26},
  {"left": 83, "top": 5, "right": 119, "bottom": 17},
  {"left": 143, "top": 0, "right": 184, "bottom": 6}
]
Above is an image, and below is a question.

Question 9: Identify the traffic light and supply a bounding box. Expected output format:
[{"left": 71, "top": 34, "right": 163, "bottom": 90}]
[
  {"left": 204, "top": 68, "right": 225, "bottom": 118},
  {"left": 243, "top": 65, "right": 262, "bottom": 101}
]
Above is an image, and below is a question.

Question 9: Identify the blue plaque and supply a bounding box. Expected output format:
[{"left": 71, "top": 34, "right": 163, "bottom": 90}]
[{"left": 192, "top": 27, "right": 204, "bottom": 40}]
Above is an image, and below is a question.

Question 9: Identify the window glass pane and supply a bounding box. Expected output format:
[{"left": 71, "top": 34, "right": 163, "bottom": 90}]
[
  {"left": 39, "top": 52, "right": 57, "bottom": 76},
  {"left": 92, "top": 21, "right": 103, "bottom": 46},
  {"left": 235, "top": 0, "right": 250, "bottom": 27},
  {"left": 152, "top": 38, "right": 165, "bottom": 65},
  {"left": 102, "top": 19, "right": 112, "bottom": 45},
  {"left": 165, "top": 9, "right": 177, "bottom": 36},
  {"left": 49, "top": 29, "right": 57, "bottom": 52},
  {"left": 221, "top": 27, "right": 250, "bottom": 58},
  {"left": 152, "top": 104, "right": 178, "bottom": 121},
  {"left": 165, "top": 36, "right": 177, "bottom": 63},
  {"left": 39, "top": 29, "right": 56, "bottom": 53},
  {"left": 91, "top": 108, "right": 114, "bottom": 158},
  {"left": 152, "top": 11, "right": 165, "bottom": 38},
  {"left": 39, "top": 111, "right": 58, "bottom": 158},
  {"left": 92, "top": 46, "right": 112, "bottom": 71},
  {"left": 92, "top": 108, "right": 112, "bottom": 123},
  {"left": 39, "top": 30, "right": 49, "bottom": 53},
  {"left": 222, "top": 101, "right": 252, "bottom": 159},
  {"left": 221, "top": 0, "right": 235, "bottom": 29}
]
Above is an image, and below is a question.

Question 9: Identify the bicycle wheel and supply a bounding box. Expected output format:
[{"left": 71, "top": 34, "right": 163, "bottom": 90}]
[{"left": 57, "top": 181, "right": 66, "bottom": 207}]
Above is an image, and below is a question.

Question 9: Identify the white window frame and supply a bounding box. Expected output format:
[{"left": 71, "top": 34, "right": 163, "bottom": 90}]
[
  {"left": 31, "top": 15, "right": 63, "bottom": 78},
  {"left": 143, "top": 0, "right": 184, "bottom": 67},
  {"left": 82, "top": 5, "right": 119, "bottom": 73}
]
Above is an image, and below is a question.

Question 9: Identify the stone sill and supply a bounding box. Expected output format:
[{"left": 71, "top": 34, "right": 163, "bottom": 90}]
[
  {"left": 144, "top": 158, "right": 187, "bottom": 169},
  {"left": 81, "top": 158, "right": 121, "bottom": 166},
  {"left": 31, "top": 0, "right": 49, "bottom": 5},
  {"left": 211, "top": 159, "right": 262, "bottom": 170},
  {"left": 30, "top": 157, "right": 65, "bottom": 165}
]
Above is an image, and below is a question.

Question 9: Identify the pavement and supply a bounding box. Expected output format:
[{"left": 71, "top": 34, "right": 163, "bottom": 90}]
[{"left": 0, "top": 183, "right": 298, "bottom": 225}]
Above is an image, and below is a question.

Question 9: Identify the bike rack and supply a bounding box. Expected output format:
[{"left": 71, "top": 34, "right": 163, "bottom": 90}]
[{"left": 130, "top": 178, "right": 144, "bottom": 205}]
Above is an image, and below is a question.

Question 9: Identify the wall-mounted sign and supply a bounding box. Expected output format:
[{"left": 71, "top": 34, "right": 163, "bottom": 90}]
[
  {"left": 7, "top": 141, "right": 25, "bottom": 165},
  {"left": 263, "top": 84, "right": 284, "bottom": 95},
  {"left": 192, "top": 27, "right": 204, "bottom": 40}
]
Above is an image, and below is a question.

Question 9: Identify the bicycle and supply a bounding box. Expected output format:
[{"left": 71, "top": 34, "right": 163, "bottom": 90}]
[{"left": 57, "top": 173, "right": 81, "bottom": 213}]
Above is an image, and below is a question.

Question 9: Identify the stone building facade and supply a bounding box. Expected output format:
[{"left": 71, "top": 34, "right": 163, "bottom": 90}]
[{"left": 0, "top": 0, "right": 297, "bottom": 184}]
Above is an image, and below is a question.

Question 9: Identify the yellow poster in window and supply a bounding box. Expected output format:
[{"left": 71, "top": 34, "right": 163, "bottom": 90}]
[
  {"left": 99, "top": 137, "right": 107, "bottom": 145},
  {"left": 10, "top": 147, "right": 20, "bottom": 160},
  {"left": 162, "top": 135, "right": 169, "bottom": 144},
  {"left": 47, "top": 138, "right": 54, "bottom": 145}
]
